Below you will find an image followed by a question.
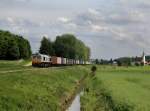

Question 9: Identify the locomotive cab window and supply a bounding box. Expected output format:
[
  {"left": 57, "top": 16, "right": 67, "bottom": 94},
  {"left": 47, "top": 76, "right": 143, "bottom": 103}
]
[{"left": 43, "top": 57, "right": 46, "bottom": 61}]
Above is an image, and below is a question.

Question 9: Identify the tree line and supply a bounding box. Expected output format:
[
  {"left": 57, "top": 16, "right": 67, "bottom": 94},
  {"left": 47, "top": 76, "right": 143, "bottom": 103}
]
[
  {"left": 94, "top": 56, "right": 150, "bottom": 66},
  {"left": 39, "top": 34, "right": 90, "bottom": 60},
  {"left": 0, "top": 30, "right": 32, "bottom": 60},
  {"left": 114, "top": 56, "right": 148, "bottom": 66}
]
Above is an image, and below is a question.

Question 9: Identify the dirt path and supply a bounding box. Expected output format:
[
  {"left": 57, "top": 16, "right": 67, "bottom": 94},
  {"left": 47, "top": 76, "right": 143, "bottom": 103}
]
[
  {"left": 0, "top": 69, "right": 34, "bottom": 74},
  {"left": 0, "top": 66, "right": 72, "bottom": 74}
]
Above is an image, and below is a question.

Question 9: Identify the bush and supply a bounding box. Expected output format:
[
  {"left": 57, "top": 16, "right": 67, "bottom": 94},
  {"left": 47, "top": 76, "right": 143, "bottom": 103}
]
[{"left": 91, "top": 66, "right": 97, "bottom": 73}]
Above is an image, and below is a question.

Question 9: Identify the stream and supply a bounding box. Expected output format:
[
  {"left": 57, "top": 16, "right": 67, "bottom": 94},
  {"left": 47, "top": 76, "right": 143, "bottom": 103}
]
[{"left": 66, "top": 91, "right": 83, "bottom": 111}]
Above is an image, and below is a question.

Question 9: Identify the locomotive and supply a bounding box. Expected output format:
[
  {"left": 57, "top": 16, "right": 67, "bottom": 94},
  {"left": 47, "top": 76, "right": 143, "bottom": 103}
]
[{"left": 32, "top": 53, "right": 90, "bottom": 67}]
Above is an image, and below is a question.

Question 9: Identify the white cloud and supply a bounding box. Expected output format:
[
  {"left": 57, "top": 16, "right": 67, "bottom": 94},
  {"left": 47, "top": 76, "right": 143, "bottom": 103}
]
[
  {"left": 6, "top": 17, "right": 17, "bottom": 26},
  {"left": 91, "top": 24, "right": 108, "bottom": 32},
  {"left": 12, "top": 26, "right": 28, "bottom": 34},
  {"left": 57, "top": 17, "right": 70, "bottom": 23},
  {"left": 88, "top": 8, "right": 99, "bottom": 15},
  {"left": 110, "top": 29, "right": 128, "bottom": 41},
  {"left": 67, "top": 23, "right": 77, "bottom": 28},
  {"left": 129, "top": 10, "right": 146, "bottom": 22}
]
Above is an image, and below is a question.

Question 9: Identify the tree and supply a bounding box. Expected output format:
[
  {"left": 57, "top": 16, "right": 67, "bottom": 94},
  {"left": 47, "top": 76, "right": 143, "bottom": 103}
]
[
  {"left": 54, "top": 34, "right": 90, "bottom": 60},
  {"left": 95, "top": 59, "right": 99, "bottom": 64},
  {"left": 39, "top": 37, "right": 55, "bottom": 55},
  {"left": 7, "top": 38, "right": 20, "bottom": 60},
  {"left": 17, "top": 36, "right": 32, "bottom": 59},
  {"left": 115, "top": 57, "right": 132, "bottom": 66},
  {"left": 109, "top": 58, "right": 113, "bottom": 65},
  {"left": 54, "top": 34, "right": 77, "bottom": 59},
  {"left": 0, "top": 30, "right": 32, "bottom": 60},
  {"left": 0, "top": 36, "right": 8, "bottom": 59}
]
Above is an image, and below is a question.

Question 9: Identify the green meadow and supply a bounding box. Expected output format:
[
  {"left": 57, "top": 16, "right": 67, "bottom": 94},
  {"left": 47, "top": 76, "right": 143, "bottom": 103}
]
[
  {"left": 81, "top": 66, "right": 150, "bottom": 111},
  {"left": 1, "top": 61, "right": 150, "bottom": 111},
  {"left": 0, "top": 60, "right": 32, "bottom": 71},
  {"left": 0, "top": 61, "right": 89, "bottom": 111}
]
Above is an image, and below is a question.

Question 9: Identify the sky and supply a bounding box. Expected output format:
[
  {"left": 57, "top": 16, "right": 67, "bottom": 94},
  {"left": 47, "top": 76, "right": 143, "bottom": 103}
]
[{"left": 0, "top": 0, "right": 150, "bottom": 59}]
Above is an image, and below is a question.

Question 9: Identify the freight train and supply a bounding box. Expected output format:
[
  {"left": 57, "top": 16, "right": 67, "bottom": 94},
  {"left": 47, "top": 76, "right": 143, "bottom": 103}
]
[{"left": 32, "top": 53, "right": 90, "bottom": 67}]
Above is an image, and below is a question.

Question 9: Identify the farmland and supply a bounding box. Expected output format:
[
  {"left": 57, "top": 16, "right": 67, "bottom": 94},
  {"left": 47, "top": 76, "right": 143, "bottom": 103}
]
[
  {"left": 0, "top": 60, "right": 89, "bottom": 111},
  {"left": 1, "top": 61, "right": 150, "bottom": 111},
  {"left": 81, "top": 66, "right": 150, "bottom": 111}
]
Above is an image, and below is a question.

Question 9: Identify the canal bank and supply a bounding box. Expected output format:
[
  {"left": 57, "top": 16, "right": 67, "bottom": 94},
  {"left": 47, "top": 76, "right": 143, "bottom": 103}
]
[{"left": 61, "top": 74, "right": 88, "bottom": 111}]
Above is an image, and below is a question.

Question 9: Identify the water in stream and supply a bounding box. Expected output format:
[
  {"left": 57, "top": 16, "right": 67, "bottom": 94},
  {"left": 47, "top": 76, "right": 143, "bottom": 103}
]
[{"left": 66, "top": 93, "right": 81, "bottom": 111}]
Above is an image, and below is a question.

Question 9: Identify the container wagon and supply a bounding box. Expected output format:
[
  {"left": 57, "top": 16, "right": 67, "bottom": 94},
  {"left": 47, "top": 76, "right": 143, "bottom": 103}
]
[
  {"left": 79, "top": 60, "right": 84, "bottom": 65},
  {"left": 76, "top": 60, "right": 80, "bottom": 65},
  {"left": 51, "top": 56, "right": 62, "bottom": 65},
  {"left": 61, "top": 58, "right": 67, "bottom": 65}
]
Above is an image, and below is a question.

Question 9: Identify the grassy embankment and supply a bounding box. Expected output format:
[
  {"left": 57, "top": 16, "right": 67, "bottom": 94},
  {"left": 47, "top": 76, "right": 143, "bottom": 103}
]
[
  {"left": 0, "top": 60, "right": 32, "bottom": 71},
  {"left": 81, "top": 66, "right": 150, "bottom": 111},
  {"left": 0, "top": 60, "right": 89, "bottom": 111}
]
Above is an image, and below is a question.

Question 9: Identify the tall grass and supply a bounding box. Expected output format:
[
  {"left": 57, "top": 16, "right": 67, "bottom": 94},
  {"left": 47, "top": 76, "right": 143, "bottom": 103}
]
[
  {"left": 0, "top": 61, "right": 89, "bottom": 111},
  {"left": 81, "top": 66, "right": 150, "bottom": 111},
  {"left": 0, "top": 60, "right": 32, "bottom": 71}
]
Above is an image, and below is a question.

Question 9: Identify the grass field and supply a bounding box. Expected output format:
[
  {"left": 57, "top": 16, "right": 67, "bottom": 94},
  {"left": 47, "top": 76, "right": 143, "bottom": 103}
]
[
  {"left": 1, "top": 61, "right": 150, "bottom": 111},
  {"left": 0, "top": 60, "right": 89, "bottom": 111},
  {"left": 81, "top": 66, "right": 150, "bottom": 111},
  {"left": 0, "top": 60, "right": 32, "bottom": 71}
]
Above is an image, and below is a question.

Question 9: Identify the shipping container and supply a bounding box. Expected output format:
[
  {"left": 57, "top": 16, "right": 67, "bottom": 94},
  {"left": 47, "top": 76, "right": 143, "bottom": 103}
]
[
  {"left": 79, "top": 60, "right": 84, "bottom": 64},
  {"left": 61, "top": 58, "right": 67, "bottom": 65},
  {"left": 52, "top": 56, "right": 62, "bottom": 65},
  {"left": 73, "top": 59, "right": 76, "bottom": 64},
  {"left": 76, "top": 60, "right": 80, "bottom": 64},
  {"left": 67, "top": 59, "right": 73, "bottom": 65}
]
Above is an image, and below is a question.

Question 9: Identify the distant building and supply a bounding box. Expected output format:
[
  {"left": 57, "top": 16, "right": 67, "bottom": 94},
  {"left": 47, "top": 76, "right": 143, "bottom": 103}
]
[
  {"left": 142, "top": 51, "right": 146, "bottom": 66},
  {"left": 90, "top": 59, "right": 96, "bottom": 64},
  {"left": 141, "top": 51, "right": 150, "bottom": 65},
  {"left": 112, "top": 61, "right": 118, "bottom": 66},
  {"left": 131, "top": 52, "right": 150, "bottom": 66}
]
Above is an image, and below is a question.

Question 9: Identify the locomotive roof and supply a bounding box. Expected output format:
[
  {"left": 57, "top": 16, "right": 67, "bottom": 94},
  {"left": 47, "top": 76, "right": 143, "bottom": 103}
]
[{"left": 32, "top": 53, "right": 50, "bottom": 58}]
